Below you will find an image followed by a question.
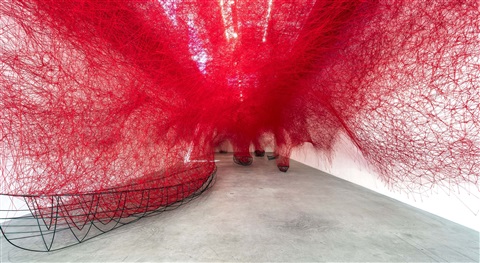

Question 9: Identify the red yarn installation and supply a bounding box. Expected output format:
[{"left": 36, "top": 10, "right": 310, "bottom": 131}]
[{"left": 1, "top": 0, "right": 479, "bottom": 249}]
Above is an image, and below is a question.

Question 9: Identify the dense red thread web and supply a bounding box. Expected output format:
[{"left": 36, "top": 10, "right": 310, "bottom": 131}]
[{"left": 1, "top": 0, "right": 479, "bottom": 251}]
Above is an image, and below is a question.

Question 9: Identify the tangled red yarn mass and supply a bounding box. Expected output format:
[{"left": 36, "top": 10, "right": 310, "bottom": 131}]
[{"left": 1, "top": 0, "right": 479, "bottom": 230}]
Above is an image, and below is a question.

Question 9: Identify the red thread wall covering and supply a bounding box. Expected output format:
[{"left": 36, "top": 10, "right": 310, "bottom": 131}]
[{"left": 0, "top": 0, "right": 479, "bottom": 251}]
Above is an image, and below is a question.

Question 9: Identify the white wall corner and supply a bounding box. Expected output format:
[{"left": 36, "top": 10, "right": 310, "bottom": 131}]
[{"left": 290, "top": 137, "right": 480, "bottom": 232}]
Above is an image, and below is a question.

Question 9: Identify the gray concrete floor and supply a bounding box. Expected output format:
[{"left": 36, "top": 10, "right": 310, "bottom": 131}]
[{"left": 1, "top": 153, "right": 479, "bottom": 262}]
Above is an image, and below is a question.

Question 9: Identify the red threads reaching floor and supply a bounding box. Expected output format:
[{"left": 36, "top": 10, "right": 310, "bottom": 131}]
[{"left": 0, "top": 0, "right": 479, "bottom": 250}]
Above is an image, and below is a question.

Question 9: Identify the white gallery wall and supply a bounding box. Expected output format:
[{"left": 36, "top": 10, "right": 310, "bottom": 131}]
[{"left": 290, "top": 134, "right": 480, "bottom": 231}]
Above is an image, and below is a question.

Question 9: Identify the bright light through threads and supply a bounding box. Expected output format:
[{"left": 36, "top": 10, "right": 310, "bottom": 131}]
[
  {"left": 262, "top": 0, "right": 274, "bottom": 42},
  {"left": 219, "top": 0, "right": 238, "bottom": 40}
]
